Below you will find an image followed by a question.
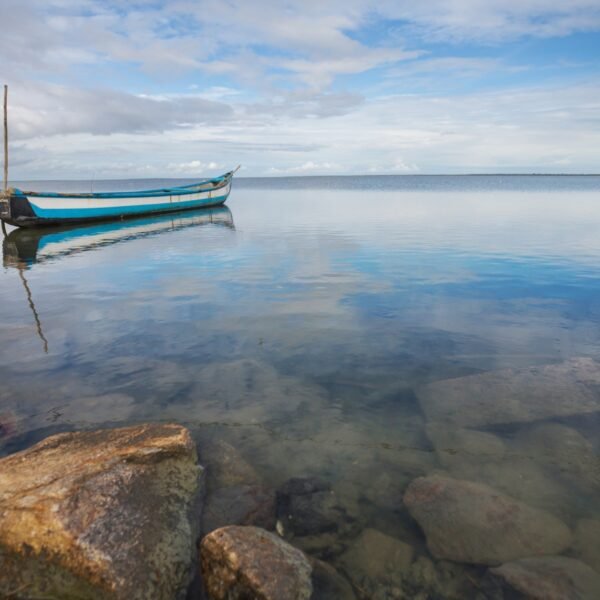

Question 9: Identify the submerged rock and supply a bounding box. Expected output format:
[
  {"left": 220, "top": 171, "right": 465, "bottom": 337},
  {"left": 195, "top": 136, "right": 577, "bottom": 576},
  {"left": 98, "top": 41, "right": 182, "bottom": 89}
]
[
  {"left": 202, "top": 484, "right": 276, "bottom": 535},
  {"left": 403, "top": 475, "right": 572, "bottom": 565},
  {"left": 574, "top": 519, "right": 600, "bottom": 573},
  {"left": 198, "top": 438, "right": 261, "bottom": 490},
  {"left": 280, "top": 476, "right": 329, "bottom": 497},
  {"left": 405, "top": 557, "right": 481, "bottom": 600},
  {"left": 423, "top": 423, "right": 579, "bottom": 517},
  {"left": 488, "top": 556, "right": 600, "bottom": 600},
  {"left": 47, "top": 393, "right": 137, "bottom": 427},
  {"left": 0, "top": 410, "right": 19, "bottom": 451},
  {"left": 292, "top": 532, "right": 346, "bottom": 560},
  {"left": 200, "top": 525, "right": 312, "bottom": 600},
  {"left": 513, "top": 423, "right": 599, "bottom": 493},
  {"left": 417, "top": 358, "right": 600, "bottom": 427},
  {"left": 338, "top": 528, "right": 414, "bottom": 591},
  {"left": 277, "top": 477, "right": 352, "bottom": 537},
  {"left": 189, "top": 358, "right": 328, "bottom": 423},
  {"left": 0, "top": 423, "right": 204, "bottom": 600},
  {"left": 425, "top": 422, "right": 506, "bottom": 468},
  {"left": 91, "top": 356, "right": 190, "bottom": 400},
  {"left": 311, "top": 559, "right": 356, "bottom": 600},
  {"left": 461, "top": 457, "right": 577, "bottom": 520}
]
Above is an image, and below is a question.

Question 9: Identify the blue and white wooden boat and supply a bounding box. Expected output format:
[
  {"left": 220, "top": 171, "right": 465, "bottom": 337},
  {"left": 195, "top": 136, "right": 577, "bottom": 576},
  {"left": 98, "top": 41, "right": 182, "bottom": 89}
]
[{"left": 0, "top": 167, "right": 238, "bottom": 228}]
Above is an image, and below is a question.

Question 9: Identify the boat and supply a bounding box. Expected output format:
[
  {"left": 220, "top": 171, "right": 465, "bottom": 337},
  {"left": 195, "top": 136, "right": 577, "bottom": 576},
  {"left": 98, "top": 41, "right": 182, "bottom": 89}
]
[{"left": 0, "top": 167, "right": 239, "bottom": 228}]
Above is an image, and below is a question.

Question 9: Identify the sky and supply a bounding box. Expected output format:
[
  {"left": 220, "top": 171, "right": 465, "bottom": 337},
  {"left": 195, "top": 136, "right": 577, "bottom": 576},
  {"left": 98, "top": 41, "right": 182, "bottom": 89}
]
[{"left": 1, "top": 0, "right": 600, "bottom": 179}]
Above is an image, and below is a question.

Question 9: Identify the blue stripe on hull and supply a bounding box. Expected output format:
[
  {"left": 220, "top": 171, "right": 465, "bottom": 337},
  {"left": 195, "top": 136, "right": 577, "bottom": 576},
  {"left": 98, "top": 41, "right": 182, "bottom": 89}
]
[{"left": 28, "top": 193, "right": 229, "bottom": 220}]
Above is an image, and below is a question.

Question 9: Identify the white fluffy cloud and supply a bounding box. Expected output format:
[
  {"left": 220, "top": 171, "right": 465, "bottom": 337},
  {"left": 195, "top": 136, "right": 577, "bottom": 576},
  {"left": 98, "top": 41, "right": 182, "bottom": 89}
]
[
  {"left": 1, "top": 0, "right": 599, "bottom": 177},
  {"left": 378, "top": 0, "right": 600, "bottom": 41}
]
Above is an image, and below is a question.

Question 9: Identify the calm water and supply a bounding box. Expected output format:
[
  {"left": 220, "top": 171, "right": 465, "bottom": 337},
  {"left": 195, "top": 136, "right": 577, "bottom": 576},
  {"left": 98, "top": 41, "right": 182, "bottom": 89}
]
[{"left": 1, "top": 175, "right": 600, "bottom": 597}]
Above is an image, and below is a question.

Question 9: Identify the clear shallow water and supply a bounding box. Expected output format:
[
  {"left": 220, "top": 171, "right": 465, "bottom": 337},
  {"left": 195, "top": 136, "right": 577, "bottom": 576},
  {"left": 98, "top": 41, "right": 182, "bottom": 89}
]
[{"left": 1, "top": 176, "right": 600, "bottom": 597}]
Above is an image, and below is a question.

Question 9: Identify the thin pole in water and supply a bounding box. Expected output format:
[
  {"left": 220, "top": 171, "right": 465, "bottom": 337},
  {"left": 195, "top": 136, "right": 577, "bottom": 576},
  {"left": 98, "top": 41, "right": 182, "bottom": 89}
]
[
  {"left": 3, "top": 85, "right": 7, "bottom": 192},
  {"left": 18, "top": 267, "right": 49, "bottom": 354}
]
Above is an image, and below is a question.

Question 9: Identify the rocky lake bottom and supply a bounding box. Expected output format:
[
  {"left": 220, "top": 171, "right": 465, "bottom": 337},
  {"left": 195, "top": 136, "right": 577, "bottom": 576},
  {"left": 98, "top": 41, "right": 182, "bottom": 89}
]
[{"left": 1, "top": 175, "right": 600, "bottom": 598}]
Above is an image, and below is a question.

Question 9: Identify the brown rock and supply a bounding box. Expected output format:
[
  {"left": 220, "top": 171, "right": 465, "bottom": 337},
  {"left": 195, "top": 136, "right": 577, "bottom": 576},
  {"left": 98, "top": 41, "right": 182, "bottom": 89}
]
[
  {"left": 403, "top": 475, "right": 572, "bottom": 565},
  {"left": 0, "top": 423, "right": 204, "bottom": 599},
  {"left": 489, "top": 556, "right": 600, "bottom": 600},
  {"left": 202, "top": 484, "right": 276, "bottom": 534},
  {"left": 417, "top": 358, "right": 600, "bottom": 427},
  {"left": 201, "top": 525, "right": 312, "bottom": 600}
]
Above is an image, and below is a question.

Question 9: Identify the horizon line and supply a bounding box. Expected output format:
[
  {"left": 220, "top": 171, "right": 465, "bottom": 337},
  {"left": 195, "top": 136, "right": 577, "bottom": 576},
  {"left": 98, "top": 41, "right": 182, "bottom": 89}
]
[{"left": 9, "top": 172, "right": 600, "bottom": 183}]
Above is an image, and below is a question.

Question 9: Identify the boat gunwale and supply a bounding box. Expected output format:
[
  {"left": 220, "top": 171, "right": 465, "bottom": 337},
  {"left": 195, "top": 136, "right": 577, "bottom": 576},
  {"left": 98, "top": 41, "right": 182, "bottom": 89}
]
[{"left": 11, "top": 171, "right": 233, "bottom": 200}]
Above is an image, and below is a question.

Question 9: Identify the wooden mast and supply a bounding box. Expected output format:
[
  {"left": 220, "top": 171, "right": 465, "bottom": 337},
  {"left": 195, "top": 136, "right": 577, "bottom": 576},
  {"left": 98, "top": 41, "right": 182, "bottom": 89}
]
[
  {"left": 1, "top": 84, "right": 7, "bottom": 234},
  {"left": 3, "top": 85, "right": 7, "bottom": 192}
]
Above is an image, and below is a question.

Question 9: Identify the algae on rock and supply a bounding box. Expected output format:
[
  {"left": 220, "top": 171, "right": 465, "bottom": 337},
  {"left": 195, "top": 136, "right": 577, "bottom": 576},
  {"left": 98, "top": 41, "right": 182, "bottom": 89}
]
[{"left": 0, "top": 423, "right": 204, "bottom": 600}]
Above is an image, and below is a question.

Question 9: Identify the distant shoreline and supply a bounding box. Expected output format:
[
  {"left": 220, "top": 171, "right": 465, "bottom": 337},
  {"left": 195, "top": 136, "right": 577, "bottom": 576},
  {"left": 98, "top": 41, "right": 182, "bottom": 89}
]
[{"left": 9, "top": 173, "right": 600, "bottom": 184}]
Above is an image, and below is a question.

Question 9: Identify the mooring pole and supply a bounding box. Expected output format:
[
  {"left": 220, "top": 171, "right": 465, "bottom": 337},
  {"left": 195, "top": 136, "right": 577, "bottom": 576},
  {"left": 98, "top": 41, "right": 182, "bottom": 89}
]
[
  {"left": 3, "top": 85, "right": 7, "bottom": 192},
  {"left": 1, "top": 84, "right": 8, "bottom": 234}
]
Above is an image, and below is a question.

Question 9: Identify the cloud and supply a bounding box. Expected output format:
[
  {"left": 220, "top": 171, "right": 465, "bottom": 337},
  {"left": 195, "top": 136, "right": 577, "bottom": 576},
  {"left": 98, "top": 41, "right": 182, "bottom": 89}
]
[
  {"left": 276, "top": 49, "right": 421, "bottom": 88},
  {"left": 166, "top": 160, "right": 225, "bottom": 175},
  {"left": 0, "top": 1, "right": 420, "bottom": 89},
  {"left": 367, "top": 159, "right": 420, "bottom": 174},
  {"left": 7, "top": 81, "right": 600, "bottom": 178},
  {"left": 2, "top": 1, "right": 600, "bottom": 86},
  {"left": 246, "top": 91, "right": 365, "bottom": 119},
  {"left": 267, "top": 161, "right": 343, "bottom": 175},
  {"left": 385, "top": 57, "right": 507, "bottom": 80},
  {"left": 1, "top": 1, "right": 599, "bottom": 177},
  {"left": 9, "top": 84, "right": 234, "bottom": 140},
  {"left": 377, "top": 0, "right": 600, "bottom": 42}
]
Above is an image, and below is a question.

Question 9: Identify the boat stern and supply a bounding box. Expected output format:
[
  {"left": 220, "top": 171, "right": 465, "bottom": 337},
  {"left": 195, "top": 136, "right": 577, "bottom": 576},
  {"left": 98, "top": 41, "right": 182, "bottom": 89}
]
[
  {"left": 0, "top": 190, "right": 42, "bottom": 227},
  {"left": 0, "top": 191, "right": 11, "bottom": 221}
]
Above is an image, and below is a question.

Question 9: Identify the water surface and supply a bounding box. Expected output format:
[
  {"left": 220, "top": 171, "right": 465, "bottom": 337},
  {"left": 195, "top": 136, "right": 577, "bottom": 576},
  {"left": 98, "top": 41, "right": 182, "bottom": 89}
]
[{"left": 1, "top": 175, "right": 599, "bottom": 596}]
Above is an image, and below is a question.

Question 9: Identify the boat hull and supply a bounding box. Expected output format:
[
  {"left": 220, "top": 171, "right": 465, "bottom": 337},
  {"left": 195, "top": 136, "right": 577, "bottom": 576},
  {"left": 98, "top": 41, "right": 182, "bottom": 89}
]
[{"left": 2, "top": 183, "right": 231, "bottom": 228}]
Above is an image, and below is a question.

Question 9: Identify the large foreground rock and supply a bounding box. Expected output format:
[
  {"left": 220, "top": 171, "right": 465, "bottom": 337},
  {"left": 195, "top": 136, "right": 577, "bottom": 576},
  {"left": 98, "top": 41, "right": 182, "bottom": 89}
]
[
  {"left": 488, "top": 556, "right": 600, "bottom": 599},
  {"left": 417, "top": 358, "right": 600, "bottom": 427},
  {"left": 403, "top": 475, "right": 571, "bottom": 565},
  {"left": 200, "top": 526, "right": 312, "bottom": 599},
  {"left": 0, "top": 424, "right": 204, "bottom": 599}
]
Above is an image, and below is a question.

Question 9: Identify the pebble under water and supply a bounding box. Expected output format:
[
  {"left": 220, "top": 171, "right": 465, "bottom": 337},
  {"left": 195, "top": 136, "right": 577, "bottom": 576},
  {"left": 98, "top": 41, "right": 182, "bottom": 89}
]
[{"left": 1, "top": 175, "right": 600, "bottom": 598}]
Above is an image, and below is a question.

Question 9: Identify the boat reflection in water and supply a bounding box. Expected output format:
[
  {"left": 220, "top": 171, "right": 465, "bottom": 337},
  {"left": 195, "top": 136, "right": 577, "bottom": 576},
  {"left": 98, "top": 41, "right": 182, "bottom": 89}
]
[
  {"left": 2, "top": 206, "right": 234, "bottom": 353},
  {"left": 3, "top": 205, "right": 235, "bottom": 268}
]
